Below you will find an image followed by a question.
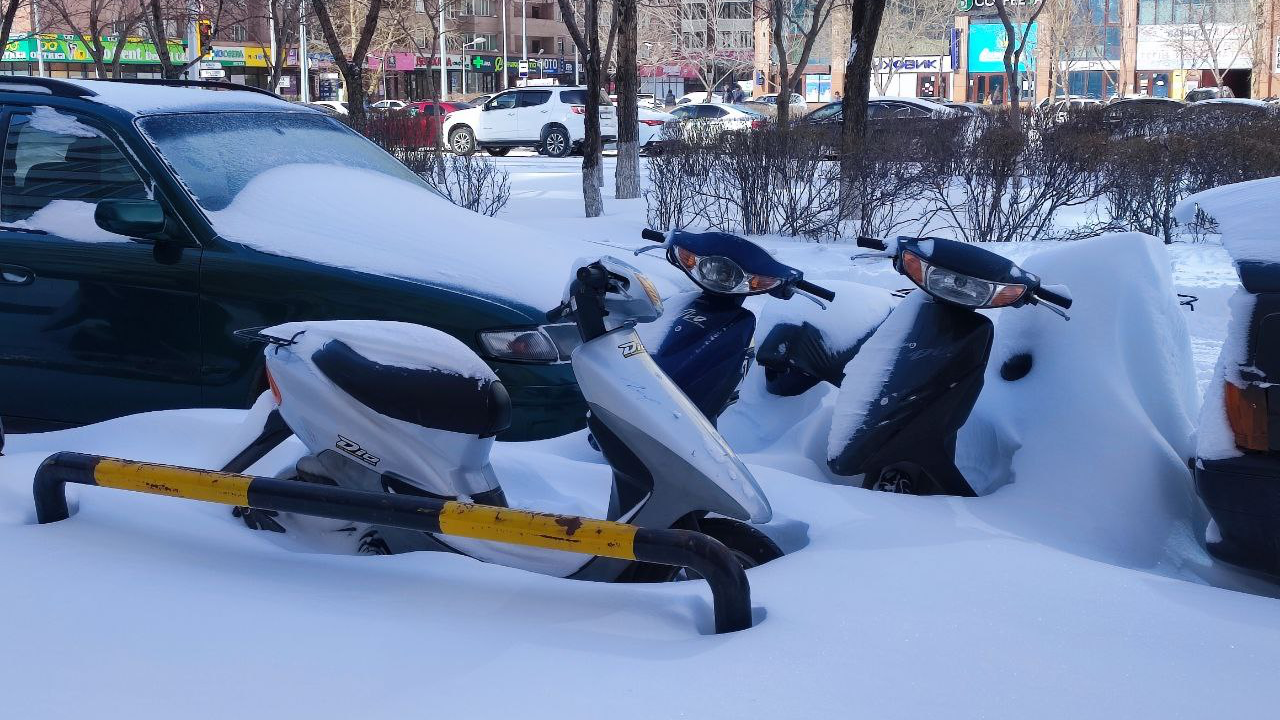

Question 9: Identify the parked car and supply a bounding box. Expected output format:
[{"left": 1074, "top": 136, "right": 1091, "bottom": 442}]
[
  {"left": 1039, "top": 96, "right": 1102, "bottom": 123},
  {"left": 371, "top": 99, "right": 407, "bottom": 111},
  {"left": 1101, "top": 96, "right": 1183, "bottom": 135},
  {"left": 443, "top": 86, "right": 618, "bottom": 158},
  {"left": 675, "top": 91, "right": 710, "bottom": 105},
  {"left": 1177, "top": 97, "right": 1276, "bottom": 128},
  {"left": 308, "top": 99, "right": 348, "bottom": 115},
  {"left": 638, "top": 107, "right": 677, "bottom": 153},
  {"left": 800, "top": 96, "right": 956, "bottom": 127},
  {"left": 296, "top": 101, "right": 344, "bottom": 117},
  {"left": 1185, "top": 86, "right": 1235, "bottom": 102},
  {"left": 756, "top": 92, "right": 808, "bottom": 109},
  {"left": 609, "top": 93, "right": 662, "bottom": 110},
  {"left": 0, "top": 77, "right": 597, "bottom": 440},
  {"left": 942, "top": 102, "right": 988, "bottom": 116},
  {"left": 668, "top": 102, "right": 766, "bottom": 143},
  {"left": 395, "top": 100, "right": 474, "bottom": 146}
]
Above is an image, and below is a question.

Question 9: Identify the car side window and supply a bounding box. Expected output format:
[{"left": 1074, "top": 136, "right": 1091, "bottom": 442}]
[
  {"left": 810, "top": 103, "right": 841, "bottom": 120},
  {"left": 671, "top": 106, "right": 694, "bottom": 119},
  {"left": 1, "top": 108, "right": 149, "bottom": 225},
  {"left": 488, "top": 93, "right": 517, "bottom": 110},
  {"left": 698, "top": 105, "right": 728, "bottom": 119},
  {"left": 867, "top": 102, "right": 890, "bottom": 119},
  {"left": 518, "top": 90, "right": 552, "bottom": 108}
]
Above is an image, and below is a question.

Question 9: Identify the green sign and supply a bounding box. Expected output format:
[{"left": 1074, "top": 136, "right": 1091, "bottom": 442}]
[
  {"left": 468, "top": 55, "right": 496, "bottom": 72},
  {"left": 2, "top": 34, "right": 188, "bottom": 64}
]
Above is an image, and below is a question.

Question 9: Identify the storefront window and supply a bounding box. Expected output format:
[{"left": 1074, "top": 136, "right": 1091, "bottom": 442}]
[{"left": 1139, "top": 0, "right": 1250, "bottom": 24}]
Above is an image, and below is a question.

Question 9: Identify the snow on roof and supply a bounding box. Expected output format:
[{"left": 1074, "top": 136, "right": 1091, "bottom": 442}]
[
  {"left": 1175, "top": 176, "right": 1280, "bottom": 267},
  {"left": 65, "top": 79, "right": 301, "bottom": 115},
  {"left": 1195, "top": 97, "right": 1273, "bottom": 108}
]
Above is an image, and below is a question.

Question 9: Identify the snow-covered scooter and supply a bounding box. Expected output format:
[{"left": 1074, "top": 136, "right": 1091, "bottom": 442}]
[
  {"left": 634, "top": 228, "right": 837, "bottom": 423},
  {"left": 229, "top": 257, "right": 778, "bottom": 581},
  {"left": 759, "top": 236, "right": 1073, "bottom": 496}
]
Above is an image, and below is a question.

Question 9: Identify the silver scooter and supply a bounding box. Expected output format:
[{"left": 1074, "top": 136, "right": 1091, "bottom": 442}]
[{"left": 228, "top": 257, "right": 779, "bottom": 581}]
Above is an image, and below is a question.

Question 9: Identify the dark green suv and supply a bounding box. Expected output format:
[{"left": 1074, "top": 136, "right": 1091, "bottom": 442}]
[{"left": 0, "top": 77, "right": 586, "bottom": 440}]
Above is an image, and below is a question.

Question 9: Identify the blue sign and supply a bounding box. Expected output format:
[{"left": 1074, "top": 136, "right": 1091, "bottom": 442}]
[
  {"left": 950, "top": 28, "right": 961, "bottom": 70},
  {"left": 967, "top": 23, "right": 1038, "bottom": 73}
]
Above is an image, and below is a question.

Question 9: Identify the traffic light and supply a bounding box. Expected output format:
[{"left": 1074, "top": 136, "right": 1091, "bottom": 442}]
[{"left": 197, "top": 19, "right": 213, "bottom": 58}]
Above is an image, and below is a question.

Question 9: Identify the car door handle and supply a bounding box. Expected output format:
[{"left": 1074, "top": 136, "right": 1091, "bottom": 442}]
[{"left": 0, "top": 264, "right": 34, "bottom": 285}]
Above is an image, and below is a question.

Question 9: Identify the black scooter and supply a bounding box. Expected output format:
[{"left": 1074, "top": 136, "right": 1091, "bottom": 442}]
[{"left": 758, "top": 236, "right": 1072, "bottom": 496}]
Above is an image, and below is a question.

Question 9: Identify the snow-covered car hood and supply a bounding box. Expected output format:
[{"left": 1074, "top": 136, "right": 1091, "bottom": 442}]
[
  {"left": 1175, "top": 176, "right": 1280, "bottom": 270},
  {"left": 205, "top": 163, "right": 605, "bottom": 313}
]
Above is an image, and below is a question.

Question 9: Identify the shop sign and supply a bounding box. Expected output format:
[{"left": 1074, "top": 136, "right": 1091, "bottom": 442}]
[
  {"left": 873, "top": 56, "right": 952, "bottom": 73},
  {"left": 1135, "top": 24, "right": 1252, "bottom": 71},
  {"left": 413, "top": 54, "right": 463, "bottom": 69},
  {"left": 967, "top": 22, "right": 1037, "bottom": 73},
  {"left": 211, "top": 45, "right": 269, "bottom": 67},
  {"left": 3, "top": 34, "right": 188, "bottom": 64},
  {"left": 957, "top": 0, "right": 1038, "bottom": 10},
  {"left": 468, "top": 55, "right": 496, "bottom": 72}
]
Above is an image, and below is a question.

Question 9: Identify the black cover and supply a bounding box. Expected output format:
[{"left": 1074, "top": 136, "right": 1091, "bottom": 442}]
[
  {"left": 313, "top": 339, "right": 511, "bottom": 437},
  {"left": 1196, "top": 455, "right": 1280, "bottom": 577}
]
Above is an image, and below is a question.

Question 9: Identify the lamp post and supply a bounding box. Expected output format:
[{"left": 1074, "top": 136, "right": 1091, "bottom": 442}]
[
  {"left": 500, "top": 0, "right": 508, "bottom": 90},
  {"left": 536, "top": 48, "right": 544, "bottom": 80},
  {"left": 521, "top": 0, "right": 528, "bottom": 87},
  {"left": 643, "top": 41, "right": 652, "bottom": 98},
  {"left": 462, "top": 37, "right": 485, "bottom": 95}
]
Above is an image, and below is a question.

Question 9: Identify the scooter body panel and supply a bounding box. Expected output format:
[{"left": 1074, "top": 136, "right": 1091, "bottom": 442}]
[
  {"left": 828, "top": 294, "right": 993, "bottom": 495},
  {"left": 652, "top": 294, "right": 756, "bottom": 421},
  {"left": 572, "top": 324, "right": 772, "bottom": 525}
]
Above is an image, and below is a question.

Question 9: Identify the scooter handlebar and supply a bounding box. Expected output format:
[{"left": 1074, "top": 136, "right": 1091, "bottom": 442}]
[
  {"left": 795, "top": 279, "right": 836, "bottom": 302},
  {"left": 1034, "top": 285, "right": 1072, "bottom": 309},
  {"left": 856, "top": 236, "right": 887, "bottom": 251},
  {"left": 641, "top": 228, "right": 666, "bottom": 243}
]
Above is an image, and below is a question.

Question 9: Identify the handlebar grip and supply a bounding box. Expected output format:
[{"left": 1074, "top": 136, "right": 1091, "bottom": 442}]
[
  {"left": 1035, "top": 286, "right": 1072, "bottom": 309},
  {"left": 856, "top": 236, "right": 887, "bottom": 251},
  {"left": 796, "top": 279, "right": 836, "bottom": 302},
  {"left": 641, "top": 228, "right": 665, "bottom": 243}
]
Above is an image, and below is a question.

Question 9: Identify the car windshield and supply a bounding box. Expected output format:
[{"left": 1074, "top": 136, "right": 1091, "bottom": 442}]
[{"left": 138, "top": 111, "right": 437, "bottom": 211}]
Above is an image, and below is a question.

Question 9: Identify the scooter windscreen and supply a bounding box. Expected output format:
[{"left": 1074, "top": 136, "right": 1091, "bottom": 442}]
[{"left": 558, "top": 255, "right": 663, "bottom": 328}]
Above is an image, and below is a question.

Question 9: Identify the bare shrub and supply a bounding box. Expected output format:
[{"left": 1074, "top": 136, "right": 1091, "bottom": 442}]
[{"left": 429, "top": 154, "right": 512, "bottom": 217}]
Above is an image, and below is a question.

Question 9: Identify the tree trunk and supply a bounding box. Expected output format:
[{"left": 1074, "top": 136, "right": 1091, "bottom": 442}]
[
  {"left": 995, "top": 2, "right": 1020, "bottom": 123},
  {"left": 614, "top": 0, "right": 640, "bottom": 200},
  {"left": 311, "top": 0, "right": 381, "bottom": 125},
  {"left": 557, "top": 0, "right": 604, "bottom": 217},
  {"left": 771, "top": 0, "right": 791, "bottom": 132},
  {"left": 840, "top": 0, "right": 886, "bottom": 153}
]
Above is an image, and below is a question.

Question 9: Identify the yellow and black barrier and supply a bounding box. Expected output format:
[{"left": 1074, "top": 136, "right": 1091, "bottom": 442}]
[{"left": 32, "top": 452, "right": 753, "bottom": 634}]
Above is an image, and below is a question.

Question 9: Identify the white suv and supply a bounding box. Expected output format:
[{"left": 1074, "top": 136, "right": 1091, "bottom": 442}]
[{"left": 443, "top": 87, "right": 618, "bottom": 158}]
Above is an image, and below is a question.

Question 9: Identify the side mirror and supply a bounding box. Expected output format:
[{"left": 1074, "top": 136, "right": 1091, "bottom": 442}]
[{"left": 95, "top": 199, "right": 168, "bottom": 241}]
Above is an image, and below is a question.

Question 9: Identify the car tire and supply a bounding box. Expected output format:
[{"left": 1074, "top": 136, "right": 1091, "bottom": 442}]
[
  {"left": 449, "top": 126, "right": 477, "bottom": 156},
  {"left": 542, "top": 125, "right": 571, "bottom": 158},
  {"left": 485, "top": 147, "right": 511, "bottom": 157}
]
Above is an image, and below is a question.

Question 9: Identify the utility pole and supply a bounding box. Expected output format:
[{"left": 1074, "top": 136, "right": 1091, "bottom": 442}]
[
  {"left": 439, "top": 1, "right": 447, "bottom": 98},
  {"left": 268, "top": 0, "right": 277, "bottom": 91},
  {"left": 30, "top": 0, "right": 45, "bottom": 77},
  {"left": 521, "top": 0, "right": 527, "bottom": 87},
  {"left": 501, "top": 0, "right": 508, "bottom": 90},
  {"left": 183, "top": 1, "right": 199, "bottom": 80},
  {"left": 299, "top": 15, "right": 310, "bottom": 102}
]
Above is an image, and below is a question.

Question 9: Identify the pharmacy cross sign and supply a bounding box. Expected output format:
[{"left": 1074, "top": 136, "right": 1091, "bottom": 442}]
[{"left": 472, "top": 56, "right": 485, "bottom": 69}]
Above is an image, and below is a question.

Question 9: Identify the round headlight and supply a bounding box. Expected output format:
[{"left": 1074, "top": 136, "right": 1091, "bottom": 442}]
[{"left": 695, "top": 255, "right": 745, "bottom": 293}]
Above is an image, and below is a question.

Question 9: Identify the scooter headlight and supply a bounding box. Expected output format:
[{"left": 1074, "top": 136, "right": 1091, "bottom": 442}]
[
  {"left": 901, "top": 250, "right": 1027, "bottom": 308},
  {"left": 674, "top": 246, "right": 784, "bottom": 294}
]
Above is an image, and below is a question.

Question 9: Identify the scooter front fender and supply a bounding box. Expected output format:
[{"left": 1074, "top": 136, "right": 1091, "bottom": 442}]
[{"left": 572, "top": 325, "right": 772, "bottom": 523}]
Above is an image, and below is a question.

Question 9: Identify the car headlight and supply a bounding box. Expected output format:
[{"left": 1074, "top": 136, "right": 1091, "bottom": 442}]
[
  {"left": 479, "top": 323, "right": 580, "bottom": 363},
  {"left": 674, "top": 246, "right": 783, "bottom": 294},
  {"left": 900, "top": 250, "right": 1026, "bottom": 308}
]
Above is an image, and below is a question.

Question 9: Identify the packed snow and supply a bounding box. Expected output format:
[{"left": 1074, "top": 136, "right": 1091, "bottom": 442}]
[
  {"left": 28, "top": 106, "right": 101, "bottom": 138},
  {"left": 3, "top": 154, "right": 1278, "bottom": 718}
]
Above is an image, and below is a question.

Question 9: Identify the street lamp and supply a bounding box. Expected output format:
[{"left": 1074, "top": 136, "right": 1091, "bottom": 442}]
[
  {"left": 643, "top": 41, "right": 652, "bottom": 98},
  {"left": 536, "top": 48, "right": 544, "bottom": 81},
  {"left": 462, "top": 37, "right": 486, "bottom": 95}
]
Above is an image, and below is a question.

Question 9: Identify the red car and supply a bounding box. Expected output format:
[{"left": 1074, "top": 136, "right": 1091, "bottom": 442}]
[{"left": 399, "top": 101, "right": 475, "bottom": 147}]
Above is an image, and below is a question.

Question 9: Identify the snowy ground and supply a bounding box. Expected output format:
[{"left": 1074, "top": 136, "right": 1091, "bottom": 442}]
[{"left": 3, "top": 154, "right": 1277, "bottom": 718}]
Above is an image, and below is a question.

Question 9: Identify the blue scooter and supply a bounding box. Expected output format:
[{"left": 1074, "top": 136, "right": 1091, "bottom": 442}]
[{"left": 636, "top": 228, "right": 836, "bottom": 422}]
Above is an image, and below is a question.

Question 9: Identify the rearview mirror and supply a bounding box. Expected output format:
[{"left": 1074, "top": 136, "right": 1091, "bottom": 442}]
[{"left": 95, "top": 199, "right": 167, "bottom": 240}]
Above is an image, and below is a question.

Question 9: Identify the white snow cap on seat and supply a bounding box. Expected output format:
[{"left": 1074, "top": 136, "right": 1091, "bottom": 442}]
[{"left": 263, "top": 320, "right": 496, "bottom": 382}]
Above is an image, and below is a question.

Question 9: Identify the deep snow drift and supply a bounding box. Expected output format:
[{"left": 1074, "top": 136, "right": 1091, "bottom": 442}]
[{"left": 2, "top": 158, "right": 1277, "bottom": 718}]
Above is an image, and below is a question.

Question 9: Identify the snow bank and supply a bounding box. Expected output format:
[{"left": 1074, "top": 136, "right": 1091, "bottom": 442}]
[
  {"left": 1175, "top": 176, "right": 1280, "bottom": 266},
  {"left": 961, "top": 233, "right": 1203, "bottom": 570}
]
